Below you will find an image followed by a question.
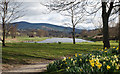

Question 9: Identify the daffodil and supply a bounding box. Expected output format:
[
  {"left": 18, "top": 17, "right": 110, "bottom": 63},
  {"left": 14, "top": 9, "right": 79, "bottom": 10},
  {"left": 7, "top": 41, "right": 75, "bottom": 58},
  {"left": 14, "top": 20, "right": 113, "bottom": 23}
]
[
  {"left": 107, "top": 65, "right": 111, "bottom": 70},
  {"left": 116, "top": 58, "right": 118, "bottom": 62},
  {"left": 113, "top": 60, "right": 115, "bottom": 63},
  {"left": 113, "top": 47, "right": 116, "bottom": 48},
  {"left": 103, "top": 62, "right": 106, "bottom": 65},
  {"left": 112, "top": 61, "right": 115, "bottom": 66},
  {"left": 116, "top": 47, "right": 119, "bottom": 50},
  {"left": 101, "top": 49, "right": 103, "bottom": 51},
  {"left": 68, "top": 57, "right": 71, "bottom": 59},
  {"left": 104, "top": 51, "right": 107, "bottom": 52},
  {"left": 114, "top": 55, "right": 117, "bottom": 58},
  {"left": 65, "top": 62, "right": 67, "bottom": 64},
  {"left": 75, "top": 60, "right": 77, "bottom": 62},
  {"left": 115, "top": 63, "right": 117, "bottom": 66},
  {"left": 80, "top": 59, "right": 82, "bottom": 62},
  {"left": 116, "top": 65, "right": 119, "bottom": 70},
  {"left": 91, "top": 62, "right": 95, "bottom": 67},
  {"left": 62, "top": 57, "right": 66, "bottom": 61},
  {"left": 110, "top": 60, "right": 112, "bottom": 63},
  {"left": 75, "top": 53, "right": 77, "bottom": 57},
  {"left": 80, "top": 69, "right": 83, "bottom": 71},
  {"left": 79, "top": 54, "right": 82, "bottom": 56},
  {"left": 95, "top": 61, "right": 99, "bottom": 65},
  {"left": 89, "top": 59, "right": 94, "bottom": 63},
  {"left": 105, "top": 47, "right": 107, "bottom": 49},
  {"left": 106, "top": 58, "right": 109, "bottom": 61},
  {"left": 96, "top": 58, "right": 99, "bottom": 62},
  {"left": 92, "top": 55, "right": 95, "bottom": 58},
  {"left": 97, "top": 63, "right": 102, "bottom": 69},
  {"left": 71, "top": 58, "right": 73, "bottom": 61},
  {"left": 67, "top": 67, "right": 70, "bottom": 69},
  {"left": 73, "top": 61, "right": 76, "bottom": 65}
]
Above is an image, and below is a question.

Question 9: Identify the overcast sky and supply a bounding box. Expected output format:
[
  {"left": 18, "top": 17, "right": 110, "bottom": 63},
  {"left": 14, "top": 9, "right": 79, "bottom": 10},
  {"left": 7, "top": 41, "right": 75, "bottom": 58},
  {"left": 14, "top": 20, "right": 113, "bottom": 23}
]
[
  {"left": 12, "top": 0, "right": 118, "bottom": 30},
  {"left": 11, "top": 1, "right": 101, "bottom": 30}
]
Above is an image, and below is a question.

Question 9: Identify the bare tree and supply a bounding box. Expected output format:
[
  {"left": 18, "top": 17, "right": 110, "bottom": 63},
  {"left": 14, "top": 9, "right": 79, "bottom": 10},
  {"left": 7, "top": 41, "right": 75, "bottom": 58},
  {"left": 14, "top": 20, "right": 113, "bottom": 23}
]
[
  {"left": 63, "top": 6, "right": 84, "bottom": 44},
  {"left": 9, "top": 24, "right": 18, "bottom": 38},
  {"left": 84, "top": 0, "right": 117, "bottom": 48},
  {"left": 0, "top": 0, "right": 24, "bottom": 46},
  {"left": 44, "top": 0, "right": 120, "bottom": 48},
  {"left": 42, "top": 0, "right": 85, "bottom": 44}
]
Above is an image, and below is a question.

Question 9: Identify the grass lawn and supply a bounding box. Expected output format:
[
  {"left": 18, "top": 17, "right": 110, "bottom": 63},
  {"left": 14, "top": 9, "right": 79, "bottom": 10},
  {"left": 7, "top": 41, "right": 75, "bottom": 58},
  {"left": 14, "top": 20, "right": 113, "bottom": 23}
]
[
  {"left": 5, "top": 36, "right": 49, "bottom": 43},
  {"left": 2, "top": 41, "right": 118, "bottom": 64}
]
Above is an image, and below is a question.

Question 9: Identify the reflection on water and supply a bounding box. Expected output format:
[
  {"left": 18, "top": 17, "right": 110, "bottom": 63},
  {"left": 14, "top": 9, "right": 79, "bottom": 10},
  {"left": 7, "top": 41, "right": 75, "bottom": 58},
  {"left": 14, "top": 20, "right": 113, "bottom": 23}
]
[{"left": 36, "top": 38, "right": 92, "bottom": 43}]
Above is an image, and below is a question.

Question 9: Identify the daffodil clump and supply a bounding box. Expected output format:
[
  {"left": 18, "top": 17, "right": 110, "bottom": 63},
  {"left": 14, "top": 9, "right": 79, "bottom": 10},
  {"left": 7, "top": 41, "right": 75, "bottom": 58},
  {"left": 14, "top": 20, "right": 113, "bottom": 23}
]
[{"left": 47, "top": 47, "right": 120, "bottom": 73}]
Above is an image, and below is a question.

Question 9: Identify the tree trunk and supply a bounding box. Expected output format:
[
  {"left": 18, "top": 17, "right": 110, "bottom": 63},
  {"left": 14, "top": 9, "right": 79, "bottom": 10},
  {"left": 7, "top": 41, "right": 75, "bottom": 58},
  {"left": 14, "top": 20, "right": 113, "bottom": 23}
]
[
  {"left": 2, "top": 22, "right": 6, "bottom": 47},
  {"left": 72, "top": 26, "right": 75, "bottom": 44},
  {"left": 102, "top": 2, "right": 111, "bottom": 49},
  {"left": 102, "top": 16, "right": 110, "bottom": 48},
  {"left": 118, "top": 5, "right": 120, "bottom": 54}
]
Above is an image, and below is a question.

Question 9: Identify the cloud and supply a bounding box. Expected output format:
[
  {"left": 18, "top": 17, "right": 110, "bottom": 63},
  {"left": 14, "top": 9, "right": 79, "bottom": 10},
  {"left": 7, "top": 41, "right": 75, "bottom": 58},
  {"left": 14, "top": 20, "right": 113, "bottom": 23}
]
[{"left": 14, "top": 1, "right": 99, "bottom": 29}]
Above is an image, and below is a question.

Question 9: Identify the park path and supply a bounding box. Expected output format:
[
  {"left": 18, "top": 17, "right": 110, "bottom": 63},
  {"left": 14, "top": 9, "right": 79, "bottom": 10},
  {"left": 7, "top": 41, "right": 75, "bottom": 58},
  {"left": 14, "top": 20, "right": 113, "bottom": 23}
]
[{"left": 2, "top": 60, "right": 54, "bottom": 73}]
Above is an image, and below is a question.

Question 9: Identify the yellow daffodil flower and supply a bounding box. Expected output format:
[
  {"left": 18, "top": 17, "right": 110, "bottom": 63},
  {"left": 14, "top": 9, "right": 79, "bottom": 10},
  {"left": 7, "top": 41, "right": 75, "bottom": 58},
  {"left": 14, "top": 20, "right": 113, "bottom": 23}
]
[
  {"left": 86, "top": 59, "right": 88, "bottom": 61},
  {"left": 80, "top": 69, "right": 83, "bottom": 71},
  {"left": 103, "top": 62, "right": 106, "bottom": 65},
  {"left": 113, "top": 47, "right": 116, "bottom": 48},
  {"left": 116, "top": 65, "right": 119, "bottom": 70},
  {"left": 71, "top": 58, "right": 73, "bottom": 61},
  {"left": 65, "top": 62, "right": 67, "bottom": 64},
  {"left": 92, "top": 55, "right": 95, "bottom": 58},
  {"left": 62, "top": 57, "right": 66, "bottom": 61},
  {"left": 79, "top": 54, "right": 82, "bottom": 56},
  {"left": 105, "top": 47, "right": 107, "bottom": 49},
  {"left": 107, "top": 65, "right": 111, "bottom": 70},
  {"left": 67, "top": 67, "right": 70, "bottom": 69},
  {"left": 97, "top": 63, "right": 102, "bottom": 69},
  {"left": 68, "top": 57, "right": 71, "bottom": 59},
  {"left": 80, "top": 59, "right": 82, "bottom": 62},
  {"left": 115, "top": 63, "right": 117, "bottom": 66},
  {"left": 101, "top": 49, "right": 103, "bottom": 51},
  {"left": 110, "top": 60, "right": 112, "bottom": 63},
  {"left": 116, "top": 47, "right": 119, "bottom": 50},
  {"left": 114, "top": 55, "right": 117, "bottom": 58},
  {"left": 91, "top": 62, "right": 95, "bottom": 67},
  {"left": 75, "top": 53, "right": 77, "bottom": 57},
  {"left": 104, "top": 51, "right": 107, "bottom": 52}
]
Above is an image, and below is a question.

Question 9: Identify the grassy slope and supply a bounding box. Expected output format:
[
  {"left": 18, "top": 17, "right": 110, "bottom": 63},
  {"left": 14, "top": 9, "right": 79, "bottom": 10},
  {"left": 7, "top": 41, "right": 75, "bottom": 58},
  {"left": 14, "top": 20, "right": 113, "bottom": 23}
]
[{"left": 2, "top": 42, "right": 118, "bottom": 64}]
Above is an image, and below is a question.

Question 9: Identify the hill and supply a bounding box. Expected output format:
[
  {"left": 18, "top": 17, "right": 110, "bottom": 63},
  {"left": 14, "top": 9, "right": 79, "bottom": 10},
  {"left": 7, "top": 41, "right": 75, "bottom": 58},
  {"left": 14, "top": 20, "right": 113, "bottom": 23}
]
[{"left": 12, "top": 21, "right": 81, "bottom": 33}]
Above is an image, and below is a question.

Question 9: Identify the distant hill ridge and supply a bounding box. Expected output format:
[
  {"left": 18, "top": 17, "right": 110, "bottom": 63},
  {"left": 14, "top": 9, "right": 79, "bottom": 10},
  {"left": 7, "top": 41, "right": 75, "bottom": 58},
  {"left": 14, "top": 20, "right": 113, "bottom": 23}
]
[{"left": 12, "top": 21, "right": 81, "bottom": 33}]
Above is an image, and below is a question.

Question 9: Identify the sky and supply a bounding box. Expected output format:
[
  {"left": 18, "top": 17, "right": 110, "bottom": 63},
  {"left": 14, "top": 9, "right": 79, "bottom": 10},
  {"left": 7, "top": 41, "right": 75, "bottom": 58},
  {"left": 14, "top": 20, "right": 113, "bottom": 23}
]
[
  {"left": 10, "top": 0, "right": 99, "bottom": 30},
  {"left": 11, "top": 0, "right": 118, "bottom": 30}
]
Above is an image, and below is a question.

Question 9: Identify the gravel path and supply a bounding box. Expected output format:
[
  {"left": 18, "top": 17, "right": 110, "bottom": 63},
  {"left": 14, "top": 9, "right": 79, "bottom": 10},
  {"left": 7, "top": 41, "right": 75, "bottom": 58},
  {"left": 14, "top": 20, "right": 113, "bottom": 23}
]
[
  {"left": 4, "top": 63, "right": 48, "bottom": 72},
  {"left": 2, "top": 60, "right": 54, "bottom": 73}
]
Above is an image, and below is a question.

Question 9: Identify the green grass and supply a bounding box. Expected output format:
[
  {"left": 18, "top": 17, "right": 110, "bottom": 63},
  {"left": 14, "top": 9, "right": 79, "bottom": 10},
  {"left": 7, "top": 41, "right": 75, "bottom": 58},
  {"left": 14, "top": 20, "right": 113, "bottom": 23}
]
[
  {"left": 2, "top": 42, "right": 118, "bottom": 64},
  {"left": 5, "top": 36, "right": 49, "bottom": 43}
]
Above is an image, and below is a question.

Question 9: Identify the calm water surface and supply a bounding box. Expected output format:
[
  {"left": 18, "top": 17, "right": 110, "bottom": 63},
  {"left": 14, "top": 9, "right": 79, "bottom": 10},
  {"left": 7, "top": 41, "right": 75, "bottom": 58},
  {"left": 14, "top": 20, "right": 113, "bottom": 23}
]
[{"left": 36, "top": 38, "right": 92, "bottom": 43}]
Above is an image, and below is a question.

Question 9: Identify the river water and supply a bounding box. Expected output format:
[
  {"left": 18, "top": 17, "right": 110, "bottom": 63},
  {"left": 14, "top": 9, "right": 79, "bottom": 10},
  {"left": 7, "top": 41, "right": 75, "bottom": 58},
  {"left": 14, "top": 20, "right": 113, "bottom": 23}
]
[{"left": 36, "top": 38, "right": 92, "bottom": 43}]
